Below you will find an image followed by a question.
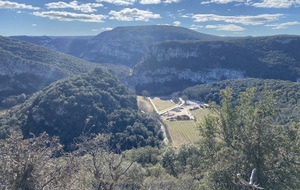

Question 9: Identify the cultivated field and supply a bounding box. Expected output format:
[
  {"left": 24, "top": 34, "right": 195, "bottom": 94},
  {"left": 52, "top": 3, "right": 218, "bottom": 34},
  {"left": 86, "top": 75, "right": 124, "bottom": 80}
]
[
  {"left": 164, "top": 120, "right": 200, "bottom": 147},
  {"left": 150, "top": 97, "right": 175, "bottom": 112},
  {"left": 164, "top": 108, "right": 210, "bottom": 147},
  {"left": 147, "top": 96, "right": 211, "bottom": 147}
]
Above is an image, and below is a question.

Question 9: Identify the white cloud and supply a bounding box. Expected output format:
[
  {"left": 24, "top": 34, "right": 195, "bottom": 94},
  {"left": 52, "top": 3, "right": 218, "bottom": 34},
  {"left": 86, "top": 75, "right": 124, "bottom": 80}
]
[
  {"left": 200, "top": 0, "right": 300, "bottom": 8},
  {"left": 205, "top": 24, "right": 245, "bottom": 31},
  {"left": 102, "top": 27, "right": 113, "bottom": 31},
  {"left": 109, "top": 8, "right": 161, "bottom": 21},
  {"left": 189, "top": 24, "right": 203, "bottom": 30},
  {"left": 0, "top": 0, "right": 40, "bottom": 10},
  {"left": 92, "top": 28, "right": 112, "bottom": 32},
  {"left": 201, "top": 0, "right": 243, "bottom": 4},
  {"left": 46, "top": 1, "right": 103, "bottom": 13},
  {"left": 96, "top": 0, "right": 136, "bottom": 6},
  {"left": 252, "top": 0, "right": 300, "bottom": 8},
  {"left": 140, "top": 0, "right": 161, "bottom": 4},
  {"left": 173, "top": 21, "right": 181, "bottom": 26},
  {"left": 32, "top": 24, "right": 37, "bottom": 27},
  {"left": 139, "top": 0, "right": 180, "bottom": 4},
  {"left": 180, "top": 13, "right": 194, "bottom": 18},
  {"left": 266, "top": 21, "right": 300, "bottom": 29},
  {"left": 32, "top": 11, "right": 107, "bottom": 22},
  {"left": 192, "top": 14, "right": 283, "bottom": 25},
  {"left": 163, "top": 0, "right": 181, "bottom": 3}
]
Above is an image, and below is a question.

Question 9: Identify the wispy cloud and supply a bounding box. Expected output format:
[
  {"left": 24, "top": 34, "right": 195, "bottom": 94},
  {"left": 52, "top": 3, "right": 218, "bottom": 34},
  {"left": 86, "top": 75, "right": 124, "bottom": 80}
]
[
  {"left": 200, "top": 0, "right": 300, "bottom": 8},
  {"left": 266, "top": 21, "right": 300, "bottom": 29},
  {"left": 0, "top": 0, "right": 40, "bottom": 10},
  {"left": 192, "top": 14, "right": 283, "bottom": 25},
  {"left": 45, "top": 1, "right": 103, "bottom": 13},
  {"left": 96, "top": 0, "right": 136, "bottom": 6},
  {"left": 92, "top": 27, "right": 113, "bottom": 32},
  {"left": 32, "top": 11, "right": 107, "bottom": 22},
  {"left": 201, "top": 0, "right": 243, "bottom": 5},
  {"left": 101, "top": 27, "right": 113, "bottom": 31},
  {"left": 135, "top": 0, "right": 181, "bottom": 4},
  {"left": 163, "top": 0, "right": 181, "bottom": 3},
  {"left": 205, "top": 24, "right": 245, "bottom": 31},
  {"left": 173, "top": 21, "right": 181, "bottom": 26},
  {"left": 189, "top": 24, "right": 203, "bottom": 30},
  {"left": 109, "top": 8, "right": 161, "bottom": 21},
  {"left": 140, "top": 0, "right": 161, "bottom": 4},
  {"left": 252, "top": 0, "right": 300, "bottom": 8}
]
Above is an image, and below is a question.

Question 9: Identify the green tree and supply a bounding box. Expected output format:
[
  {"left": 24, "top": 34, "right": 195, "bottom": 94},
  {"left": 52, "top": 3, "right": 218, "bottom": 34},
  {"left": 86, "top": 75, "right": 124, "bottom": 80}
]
[
  {"left": 199, "top": 87, "right": 300, "bottom": 189},
  {"left": 142, "top": 90, "right": 150, "bottom": 99}
]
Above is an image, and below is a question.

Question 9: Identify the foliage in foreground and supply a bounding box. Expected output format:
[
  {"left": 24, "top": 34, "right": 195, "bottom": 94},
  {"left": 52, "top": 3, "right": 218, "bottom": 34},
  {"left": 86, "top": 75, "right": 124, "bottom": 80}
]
[
  {"left": 0, "top": 87, "right": 299, "bottom": 190},
  {"left": 199, "top": 87, "right": 300, "bottom": 189}
]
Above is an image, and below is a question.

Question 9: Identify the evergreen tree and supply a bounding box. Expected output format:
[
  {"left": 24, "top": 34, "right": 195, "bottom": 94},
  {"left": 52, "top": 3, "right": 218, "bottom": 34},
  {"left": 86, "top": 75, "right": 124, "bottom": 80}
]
[{"left": 199, "top": 87, "right": 300, "bottom": 189}]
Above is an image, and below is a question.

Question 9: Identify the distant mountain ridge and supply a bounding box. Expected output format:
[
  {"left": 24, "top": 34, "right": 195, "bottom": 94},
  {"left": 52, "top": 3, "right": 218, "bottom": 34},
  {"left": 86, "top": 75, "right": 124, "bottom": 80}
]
[
  {"left": 131, "top": 35, "right": 300, "bottom": 94},
  {"left": 10, "top": 35, "right": 93, "bottom": 56},
  {"left": 11, "top": 25, "right": 220, "bottom": 66},
  {"left": 8, "top": 26, "right": 300, "bottom": 96},
  {"left": 0, "top": 36, "right": 98, "bottom": 107}
]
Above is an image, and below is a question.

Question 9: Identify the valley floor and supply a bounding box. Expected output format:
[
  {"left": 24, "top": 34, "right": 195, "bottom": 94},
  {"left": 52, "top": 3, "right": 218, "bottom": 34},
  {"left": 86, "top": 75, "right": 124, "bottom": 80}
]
[{"left": 138, "top": 96, "right": 210, "bottom": 147}]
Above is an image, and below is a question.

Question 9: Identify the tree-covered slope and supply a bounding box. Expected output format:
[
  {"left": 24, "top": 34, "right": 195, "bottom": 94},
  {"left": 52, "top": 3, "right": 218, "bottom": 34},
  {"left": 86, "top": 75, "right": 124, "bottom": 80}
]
[
  {"left": 0, "top": 36, "right": 98, "bottom": 107},
  {"left": 0, "top": 68, "right": 163, "bottom": 150},
  {"left": 183, "top": 78, "right": 300, "bottom": 124}
]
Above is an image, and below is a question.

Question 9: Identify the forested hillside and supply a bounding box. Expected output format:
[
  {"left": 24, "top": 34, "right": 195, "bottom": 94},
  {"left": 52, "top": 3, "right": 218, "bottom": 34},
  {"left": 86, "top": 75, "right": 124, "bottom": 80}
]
[
  {"left": 0, "top": 68, "right": 163, "bottom": 150},
  {"left": 0, "top": 36, "right": 98, "bottom": 107},
  {"left": 183, "top": 78, "right": 300, "bottom": 124}
]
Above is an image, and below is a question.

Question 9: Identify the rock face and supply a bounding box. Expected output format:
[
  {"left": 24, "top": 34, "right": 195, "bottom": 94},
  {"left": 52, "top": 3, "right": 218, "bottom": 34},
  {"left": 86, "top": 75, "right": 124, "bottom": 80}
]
[{"left": 131, "top": 35, "right": 300, "bottom": 94}]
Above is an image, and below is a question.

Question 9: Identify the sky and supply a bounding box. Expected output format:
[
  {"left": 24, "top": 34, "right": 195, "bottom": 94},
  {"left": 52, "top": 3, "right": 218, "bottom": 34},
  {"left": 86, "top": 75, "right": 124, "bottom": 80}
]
[{"left": 0, "top": 0, "right": 300, "bottom": 37}]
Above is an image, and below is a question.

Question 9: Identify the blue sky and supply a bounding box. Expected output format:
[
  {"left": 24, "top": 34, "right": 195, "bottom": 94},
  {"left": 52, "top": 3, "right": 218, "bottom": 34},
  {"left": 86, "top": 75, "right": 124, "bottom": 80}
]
[{"left": 0, "top": 0, "right": 300, "bottom": 36}]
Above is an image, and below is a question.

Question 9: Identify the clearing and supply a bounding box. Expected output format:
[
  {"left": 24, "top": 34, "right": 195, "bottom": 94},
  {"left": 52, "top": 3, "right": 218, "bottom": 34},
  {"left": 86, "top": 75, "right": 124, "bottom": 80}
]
[{"left": 146, "top": 97, "right": 210, "bottom": 147}]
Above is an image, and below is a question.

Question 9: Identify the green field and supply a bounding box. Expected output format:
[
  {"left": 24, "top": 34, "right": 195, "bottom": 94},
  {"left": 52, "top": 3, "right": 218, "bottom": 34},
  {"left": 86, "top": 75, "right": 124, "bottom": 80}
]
[
  {"left": 146, "top": 96, "right": 210, "bottom": 147},
  {"left": 150, "top": 97, "right": 175, "bottom": 112},
  {"left": 164, "top": 108, "right": 210, "bottom": 147},
  {"left": 164, "top": 120, "right": 200, "bottom": 147}
]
